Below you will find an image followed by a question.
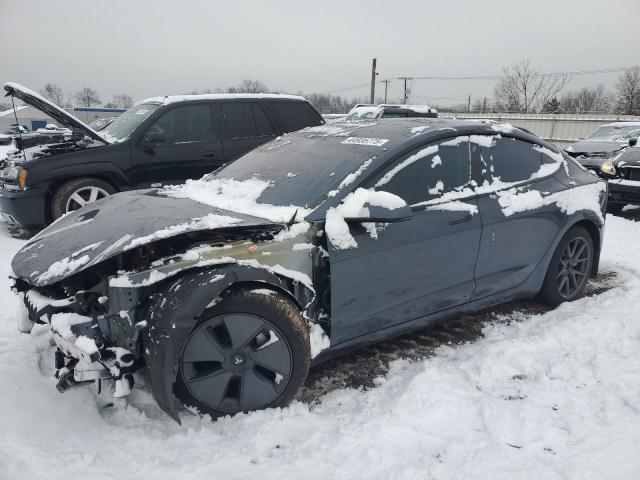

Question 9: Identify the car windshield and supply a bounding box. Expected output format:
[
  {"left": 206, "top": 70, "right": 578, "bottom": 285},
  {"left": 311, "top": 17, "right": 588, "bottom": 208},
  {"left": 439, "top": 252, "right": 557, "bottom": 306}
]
[
  {"left": 586, "top": 125, "right": 640, "bottom": 141},
  {"left": 214, "top": 134, "right": 378, "bottom": 208},
  {"left": 101, "top": 103, "right": 161, "bottom": 142}
]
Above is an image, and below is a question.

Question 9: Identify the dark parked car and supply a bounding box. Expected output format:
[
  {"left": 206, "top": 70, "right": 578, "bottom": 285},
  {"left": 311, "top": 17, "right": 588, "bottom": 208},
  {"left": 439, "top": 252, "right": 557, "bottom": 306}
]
[
  {"left": 10, "top": 119, "right": 606, "bottom": 423},
  {"left": 0, "top": 82, "right": 324, "bottom": 226},
  {"left": 598, "top": 138, "right": 640, "bottom": 213},
  {"left": 564, "top": 121, "right": 640, "bottom": 173}
]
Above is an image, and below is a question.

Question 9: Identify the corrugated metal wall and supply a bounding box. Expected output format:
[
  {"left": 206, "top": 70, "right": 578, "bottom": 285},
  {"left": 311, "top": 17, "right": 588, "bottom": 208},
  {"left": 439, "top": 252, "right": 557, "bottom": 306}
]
[{"left": 438, "top": 112, "right": 640, "bottom": 148}]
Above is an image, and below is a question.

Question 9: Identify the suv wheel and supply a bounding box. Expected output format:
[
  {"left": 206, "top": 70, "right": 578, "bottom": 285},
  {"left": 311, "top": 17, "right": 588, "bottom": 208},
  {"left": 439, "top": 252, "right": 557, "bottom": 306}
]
[
  {"left": 51, "top": 178, "right": 115, "bottom": 220},
  {"left": 174, "top": 287, "right": 310, "bottom": 418},
  {"left": 538, "top": 226, "right": 594, "bottom": 306}
]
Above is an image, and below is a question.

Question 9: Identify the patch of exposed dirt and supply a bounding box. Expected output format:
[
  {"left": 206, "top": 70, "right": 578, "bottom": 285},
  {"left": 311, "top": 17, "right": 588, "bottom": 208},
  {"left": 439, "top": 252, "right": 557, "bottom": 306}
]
[{"left": 298, "top": 270, "right": 618, "bottom": 404}]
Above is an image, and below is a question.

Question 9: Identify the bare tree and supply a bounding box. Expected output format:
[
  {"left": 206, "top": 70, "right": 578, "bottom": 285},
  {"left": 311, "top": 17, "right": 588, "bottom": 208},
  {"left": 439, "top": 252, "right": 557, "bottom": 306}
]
[
  {"left": 227, "top": 79, "right": 269, "bottom": 93},
  {"left": 111, "top": 94, "right": 133, "bottom": 109},
  {"left": 494, "top": 59, "right": 568, "bottom": 113},
  {"left": 615, "top": 67, "right": 640, "bottom": 115},
  {"left": 74, "top": 87, "right": 101, "bottom": 107},
  {"left": 41, "top": 83, "right": 65, "bottom": 106},
  {"left": 560, "top": 85, "right": 611, "bottom": 113}
]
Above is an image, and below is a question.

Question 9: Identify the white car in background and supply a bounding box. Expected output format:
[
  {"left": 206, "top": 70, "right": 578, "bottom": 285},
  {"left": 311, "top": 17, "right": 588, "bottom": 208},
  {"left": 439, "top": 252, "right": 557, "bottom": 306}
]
[{"left": 345, "top": 104, "right": 438, "bottom": 121}]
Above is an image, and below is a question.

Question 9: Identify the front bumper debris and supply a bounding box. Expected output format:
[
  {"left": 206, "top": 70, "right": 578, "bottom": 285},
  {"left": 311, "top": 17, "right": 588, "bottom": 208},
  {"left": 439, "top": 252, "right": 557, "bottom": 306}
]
[{"left": 19, "top": 288, "right": 143, "bottom": 396}]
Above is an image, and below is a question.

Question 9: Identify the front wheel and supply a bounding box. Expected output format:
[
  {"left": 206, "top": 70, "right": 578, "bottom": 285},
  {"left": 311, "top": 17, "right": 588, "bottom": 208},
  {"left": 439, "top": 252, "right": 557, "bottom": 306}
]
[
  {"left": 174, "top": 287, "right": 310, "bottom": 418},
  {"left": 51, "top": 177, "right": 115, "bottom": 221},
  {"left": 538, "top": 226, "right": 594, "bottom": 306}
]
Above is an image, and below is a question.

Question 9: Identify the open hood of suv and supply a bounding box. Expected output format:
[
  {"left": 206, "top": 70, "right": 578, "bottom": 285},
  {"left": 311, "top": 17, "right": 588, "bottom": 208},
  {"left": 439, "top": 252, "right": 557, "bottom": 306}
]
[
  {"left": 12, "top": 189, "right": 284, "bottom": 286},
  {"left": 3, "top": 82, "right": 110, "bottom": 145}
]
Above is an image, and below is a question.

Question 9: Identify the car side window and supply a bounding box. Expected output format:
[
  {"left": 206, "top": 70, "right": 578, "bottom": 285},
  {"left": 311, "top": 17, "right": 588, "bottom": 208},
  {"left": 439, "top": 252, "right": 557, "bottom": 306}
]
[
  {"left": 268, "top": 101, "right": 323, "bottom": 132},
  {"left": 479, "top": 137, "right": 542, "bottom": 184},
  {"left": 221, "top": 103, "right": 255, "bottom": 139},
  {"left": 252, "top": 103, "right": 276, "bottom": 136},
  {"left": 145, "top": 105, "right": 215, "bottom": 144},
  {"left": 366, "top": 137, "right": 472, "bottom": 205}
]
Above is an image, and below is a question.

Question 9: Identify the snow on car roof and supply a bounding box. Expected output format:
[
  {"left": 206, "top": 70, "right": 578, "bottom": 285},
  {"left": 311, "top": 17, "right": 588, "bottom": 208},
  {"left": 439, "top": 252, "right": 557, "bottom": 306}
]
[
  {"left": 380, "top": 104, "right": 437, "bottom": 113},
  {"left": 599, "top": 121, "right": 640, "bottom": 127},
  {"left": 136, "top": 92, "right": 306, "bottom": 106}
]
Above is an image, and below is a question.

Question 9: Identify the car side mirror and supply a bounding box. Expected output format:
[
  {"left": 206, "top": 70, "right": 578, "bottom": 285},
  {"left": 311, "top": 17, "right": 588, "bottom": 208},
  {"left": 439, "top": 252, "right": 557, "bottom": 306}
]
[
  {"left": 629, "top": 137, "right": 638, "bottom": 147},
  {"left": 342, "top": 190, "right": 413, "bottom": 223},
  {"left": 142, "top": 131, "right": 165, "bottom": 147}
]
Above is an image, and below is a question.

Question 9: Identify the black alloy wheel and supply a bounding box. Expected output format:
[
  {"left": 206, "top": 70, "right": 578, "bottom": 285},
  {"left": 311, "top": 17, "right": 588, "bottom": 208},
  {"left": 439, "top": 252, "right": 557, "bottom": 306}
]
[
  {"left": 539, "top": 226, "right": 594, "bottom": 306},
  {"left": 556, "top": 236, "right": 592, "bottom": 300},
  {"left": 180, "top": 313, "right": 293, "bottom": 413},
  {"left": 174, "top": 287, "right": 310, "bottom": 418}
]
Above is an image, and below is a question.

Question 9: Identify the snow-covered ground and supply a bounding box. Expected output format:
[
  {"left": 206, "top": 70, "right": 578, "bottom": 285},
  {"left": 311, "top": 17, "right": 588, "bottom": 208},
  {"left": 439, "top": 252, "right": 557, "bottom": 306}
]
[{"left": 1, "top": 213, "right": 639, "bottom": 480}]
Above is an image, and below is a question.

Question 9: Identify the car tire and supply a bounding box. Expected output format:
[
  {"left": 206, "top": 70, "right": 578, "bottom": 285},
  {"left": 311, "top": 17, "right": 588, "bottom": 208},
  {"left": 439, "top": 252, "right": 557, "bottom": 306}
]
[
  {"left": 51, "top": 177, "right": 115, "bottom": 221},
  {"left": 606, "top": 203, "right": 625, "bottom": 215},
  {"left": 538, "top": 226, "right": 594, "bottom": 307},
  {"left": 174, "top": 287, "right": 310, "bottom": 418}
]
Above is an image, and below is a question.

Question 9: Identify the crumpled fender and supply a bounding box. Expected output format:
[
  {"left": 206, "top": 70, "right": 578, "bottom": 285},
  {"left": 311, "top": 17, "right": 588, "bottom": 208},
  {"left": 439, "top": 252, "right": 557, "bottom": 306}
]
[{"left": 144, "top": 265, "right": 300, "bottom": 423}]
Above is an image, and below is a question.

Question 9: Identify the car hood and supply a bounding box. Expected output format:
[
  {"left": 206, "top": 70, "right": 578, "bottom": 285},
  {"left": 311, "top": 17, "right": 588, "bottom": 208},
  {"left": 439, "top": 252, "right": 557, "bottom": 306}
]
[
  {"left": 12, "top": 189, "right": 284, "bottom": 286},
  {"left": 4, "top": 82, "right": 110, "bottom": 145},
  {"left": 566, "top": 140, "right": 626, "bottom": 155},
  {"left": 617, "top": 147, "right": 640, "bottom": 167}
]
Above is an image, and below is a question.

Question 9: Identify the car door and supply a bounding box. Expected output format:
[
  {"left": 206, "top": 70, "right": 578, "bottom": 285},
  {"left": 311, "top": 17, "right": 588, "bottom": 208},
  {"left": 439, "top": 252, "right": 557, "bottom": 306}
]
[
  {"left": 130, "top": 103, "right": 223, "bottom": 188},
  {"left": 327, "top": 137, "right": 483, "bottom": 344},
  {"left": 472, "top": 135, "right": 566, "bottom": 299},
  {"left": 219, "top": 101, "right": 277, "bottom": 161}
]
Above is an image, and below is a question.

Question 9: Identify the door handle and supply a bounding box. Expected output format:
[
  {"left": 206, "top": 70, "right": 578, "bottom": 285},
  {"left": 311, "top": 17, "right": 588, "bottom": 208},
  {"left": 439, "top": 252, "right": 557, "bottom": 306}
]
[
  {"left": 449, "top": 213, "right": 473, "bottom": 225},
  {"left": 202, "top": 151, "right": 217, "bottom": 158}
]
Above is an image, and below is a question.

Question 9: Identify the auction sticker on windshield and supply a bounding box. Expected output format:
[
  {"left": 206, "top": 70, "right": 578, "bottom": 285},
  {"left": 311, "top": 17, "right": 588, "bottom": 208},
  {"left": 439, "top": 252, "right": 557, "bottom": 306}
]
[{"left": 341, "top": 137, "right": 389, "bottom": 147}]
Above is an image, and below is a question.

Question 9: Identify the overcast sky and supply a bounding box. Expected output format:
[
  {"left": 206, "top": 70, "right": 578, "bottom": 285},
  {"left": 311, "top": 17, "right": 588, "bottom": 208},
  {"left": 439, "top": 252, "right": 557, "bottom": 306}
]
[{"left": 1, "top": 0, "right": 638, "bottom": 107}]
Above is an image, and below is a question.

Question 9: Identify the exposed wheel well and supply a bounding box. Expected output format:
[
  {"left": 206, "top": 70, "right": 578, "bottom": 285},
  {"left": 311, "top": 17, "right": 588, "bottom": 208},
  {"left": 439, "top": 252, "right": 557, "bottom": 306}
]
[{"left": 45, "top": 175, "right": 120, "bottom": 223}]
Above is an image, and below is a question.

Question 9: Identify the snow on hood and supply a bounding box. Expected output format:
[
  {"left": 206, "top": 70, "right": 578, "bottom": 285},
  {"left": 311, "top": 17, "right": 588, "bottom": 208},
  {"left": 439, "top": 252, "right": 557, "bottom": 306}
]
[
  {"left": 3, "top": 82, "right": 109, "bottom": 145},
  {"left": 161, "top": 177, "right": 310, "bottom": 223},
  {"left": 12, "top": 189, "right": 283, "bottom": 286}
]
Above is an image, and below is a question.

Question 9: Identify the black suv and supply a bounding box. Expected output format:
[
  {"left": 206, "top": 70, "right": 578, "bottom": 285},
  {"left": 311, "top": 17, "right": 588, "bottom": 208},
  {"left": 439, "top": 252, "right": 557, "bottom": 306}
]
[{"left": 0, "top": 83, "right": 324, "bottom": 226}]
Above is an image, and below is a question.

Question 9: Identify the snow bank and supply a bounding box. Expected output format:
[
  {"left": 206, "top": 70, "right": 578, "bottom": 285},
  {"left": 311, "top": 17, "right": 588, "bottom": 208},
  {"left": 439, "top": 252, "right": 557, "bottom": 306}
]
[{"left": 162, "top": 177, "right": 308, "bottom": 223}]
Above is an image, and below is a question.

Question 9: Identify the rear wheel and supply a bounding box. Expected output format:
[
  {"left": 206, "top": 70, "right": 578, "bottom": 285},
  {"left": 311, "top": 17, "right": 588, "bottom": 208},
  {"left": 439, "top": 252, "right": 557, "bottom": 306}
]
[
  {"left": 174, "top": 287, "right": 310, "bottom": 418},
  {"left": 51, "top": 177, "right": 115, "bottom": 220},
  {"left": 538, "top": 226, "right": 594, "bottom": 306}
]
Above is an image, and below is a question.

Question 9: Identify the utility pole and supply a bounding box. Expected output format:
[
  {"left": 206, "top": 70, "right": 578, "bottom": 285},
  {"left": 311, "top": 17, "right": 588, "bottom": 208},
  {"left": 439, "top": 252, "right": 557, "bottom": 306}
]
[
  {"left": 381, "top": 80, "right": 390, "bottom": 104},
  {"left": 482, "top": 97, "right": 487, "bottom": 113},
  {"left": 369, "top": 58, "right": 377, "bottom": 104},
  {"left": 398, "top": 77, "right": 411, "bottom": 104},
  {"left": 467, "top": 94, "right": 471, "bottom": 112}
]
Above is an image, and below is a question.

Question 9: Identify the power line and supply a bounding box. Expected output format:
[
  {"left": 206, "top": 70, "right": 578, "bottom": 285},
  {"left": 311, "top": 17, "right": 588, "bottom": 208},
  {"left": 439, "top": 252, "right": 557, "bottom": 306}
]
[
  {"left": 322, "top": 65, "right": 639, "bottom": 95},
  {"left": 390, "top": 65, "right": 638, "bottom": 81}
]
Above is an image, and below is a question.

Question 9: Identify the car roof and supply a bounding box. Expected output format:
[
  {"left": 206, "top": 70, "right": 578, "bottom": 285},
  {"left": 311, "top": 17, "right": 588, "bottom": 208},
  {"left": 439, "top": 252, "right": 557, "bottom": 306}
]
[
  {"left": 599, "top": 121, "right": 640, "bottom": 127},
  {"left": 294, "top": 118, "right": 544, "bottom": 149},
  {"left": 136, "top": 93, "right": 307, "bottom": 106}
]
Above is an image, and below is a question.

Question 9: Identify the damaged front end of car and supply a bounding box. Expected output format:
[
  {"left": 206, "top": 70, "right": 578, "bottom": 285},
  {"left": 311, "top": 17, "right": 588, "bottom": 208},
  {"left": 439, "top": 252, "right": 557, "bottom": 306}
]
[{"left": 10, "top": 216, "right": 330, "bottom": 421}]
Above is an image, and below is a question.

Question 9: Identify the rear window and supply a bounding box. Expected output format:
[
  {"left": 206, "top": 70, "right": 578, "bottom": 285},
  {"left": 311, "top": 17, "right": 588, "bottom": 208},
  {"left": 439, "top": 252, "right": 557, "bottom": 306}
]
[{"left": 268, "top": 101, "right": 323, "bottom": 133}]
